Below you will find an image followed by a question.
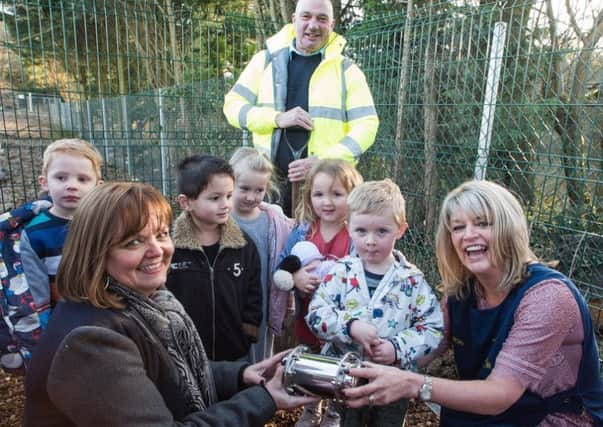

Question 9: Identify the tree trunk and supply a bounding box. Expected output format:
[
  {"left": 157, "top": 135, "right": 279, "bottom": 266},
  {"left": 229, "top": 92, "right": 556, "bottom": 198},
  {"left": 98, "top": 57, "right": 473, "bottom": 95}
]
[
  {"left": 394, "top": 0, "right": 414, "bottom": 181},
  {"left": 331, "top": 0, "right": 341, "bottom": 29},
  {"left": 544, "top": 0, "right": 562, "bottom": 99},
  {"left": 423, "top": 0, "right": 437, "bottom": 233},
  {"left": 253, "top": 0, "right": 267, "bottom": 46},
  {"left": 165, "top": 0, "right": 191, "bottom": 141},
  {"left": 115, "top": 8, "right": 127, "bottom": 96},
  {"left": 267, "top": 0, "right": 280, "bottom": 27},
  {"left": 557, "top": 8, "right": 603, "bottom": 208},
  {"left": 279, "top": 0, "right": 294, "bottom": 24},
  {"left": 490, "top": 1, "right": 534, "bottom": 203}
]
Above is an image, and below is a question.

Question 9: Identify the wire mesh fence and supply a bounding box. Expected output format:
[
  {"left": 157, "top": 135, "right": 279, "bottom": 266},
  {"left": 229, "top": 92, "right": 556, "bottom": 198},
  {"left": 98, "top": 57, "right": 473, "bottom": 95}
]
[
  {"left": 0, "top": 0, "right": 264, "bottom": 204},
  {"left": 1, "top": 0, "right": 601, "bottom": 349},
  {"left": 345, "top": 0, "right": 602, "bottom": 333}
]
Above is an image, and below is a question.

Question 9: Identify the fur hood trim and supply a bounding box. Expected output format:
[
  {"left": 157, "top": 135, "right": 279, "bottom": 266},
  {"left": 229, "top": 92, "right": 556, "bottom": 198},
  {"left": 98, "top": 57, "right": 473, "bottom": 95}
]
[{"left": 172, "top": 212, "right": 247, "bottom": 251}]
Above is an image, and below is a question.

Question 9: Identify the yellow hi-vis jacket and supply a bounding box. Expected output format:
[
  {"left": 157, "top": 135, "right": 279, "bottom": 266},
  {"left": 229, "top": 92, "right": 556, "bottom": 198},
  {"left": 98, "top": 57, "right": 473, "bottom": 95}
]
[{"left": 223, "top": 24, "right": 379, "bottom": 164}]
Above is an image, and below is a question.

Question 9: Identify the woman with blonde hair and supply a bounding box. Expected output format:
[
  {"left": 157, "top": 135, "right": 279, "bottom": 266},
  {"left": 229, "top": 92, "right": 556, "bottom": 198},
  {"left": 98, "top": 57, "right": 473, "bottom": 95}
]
[
  {"left": 343, "top": 180, "right": 603, "bottom": 426},
  {"left": 24, "top": 182, "right": 315, "bottom": 426}
]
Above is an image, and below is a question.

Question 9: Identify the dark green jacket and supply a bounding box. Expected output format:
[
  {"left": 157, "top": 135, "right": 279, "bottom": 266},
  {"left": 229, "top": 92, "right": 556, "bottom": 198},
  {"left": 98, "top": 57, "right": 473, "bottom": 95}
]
[{"left": 24, "top": 300, "right": 276, "bottom": 426}]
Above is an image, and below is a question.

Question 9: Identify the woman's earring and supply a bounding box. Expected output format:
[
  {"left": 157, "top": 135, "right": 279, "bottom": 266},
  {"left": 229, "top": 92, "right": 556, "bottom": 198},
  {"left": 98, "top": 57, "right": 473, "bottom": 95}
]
[{"left": 104, "top": 276, "right": 110, "bottom": 290}]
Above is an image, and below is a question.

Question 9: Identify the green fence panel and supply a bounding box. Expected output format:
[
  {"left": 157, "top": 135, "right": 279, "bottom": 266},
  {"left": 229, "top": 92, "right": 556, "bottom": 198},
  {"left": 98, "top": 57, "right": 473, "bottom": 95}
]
[{"left": 1, "top": 0, "right": 601, "bottom": 358}]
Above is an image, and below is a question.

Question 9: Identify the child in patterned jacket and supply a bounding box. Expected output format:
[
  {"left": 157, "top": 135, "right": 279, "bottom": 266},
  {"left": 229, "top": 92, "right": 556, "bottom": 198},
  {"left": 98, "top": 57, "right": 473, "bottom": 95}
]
[{"left": 306, "top": 179, "right": 444, "bottom": 427}]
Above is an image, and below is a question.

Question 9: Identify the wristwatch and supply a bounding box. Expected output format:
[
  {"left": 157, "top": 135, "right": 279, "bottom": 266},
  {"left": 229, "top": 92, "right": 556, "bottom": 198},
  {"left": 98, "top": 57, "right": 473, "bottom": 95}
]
[{"left": 419, "top": 375, "right": 433, "bottom": 401}]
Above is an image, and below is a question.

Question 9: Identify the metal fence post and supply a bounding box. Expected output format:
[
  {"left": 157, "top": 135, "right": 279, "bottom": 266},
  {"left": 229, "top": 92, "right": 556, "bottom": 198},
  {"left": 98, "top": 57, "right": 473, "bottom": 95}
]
[
  {"left": 121, "top": 95, "right": 132, "bottom": 176},
  {"left": 158, "top": 88, "right": 168, "bottom": 195},
  {"left": 86, "top": 100, "right": 94, "bottom": 143},
  {"left": 77, "top": 100, "right": 85, "bottom": 139},
  {"left": 474, "top": 22, "right": 507, "bottom": 181},
  {"left": 101, "top": 97, "right": 110, "bottom": 162}
]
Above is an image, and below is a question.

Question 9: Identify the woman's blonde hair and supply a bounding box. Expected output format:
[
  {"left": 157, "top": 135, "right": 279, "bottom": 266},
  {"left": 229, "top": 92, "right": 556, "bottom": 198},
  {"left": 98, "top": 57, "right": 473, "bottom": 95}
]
[
  {"left": 295, "top": 159, "right": 363, "bottom": 227},
  {"left": 435, "top": 180, "right": 536, "bottom": 299},
  {"left": 229, "top": 146, "right": 279, "bottom": 201},
  {"left": 57, "top": 182, "right": 173, "bottom": 309}
]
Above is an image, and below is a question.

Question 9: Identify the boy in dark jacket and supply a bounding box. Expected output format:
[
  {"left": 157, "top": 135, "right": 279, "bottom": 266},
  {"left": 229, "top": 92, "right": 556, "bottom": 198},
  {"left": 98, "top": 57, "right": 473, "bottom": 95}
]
[{"left": 166, "top": 155, "right": 262, "bottom": 361}]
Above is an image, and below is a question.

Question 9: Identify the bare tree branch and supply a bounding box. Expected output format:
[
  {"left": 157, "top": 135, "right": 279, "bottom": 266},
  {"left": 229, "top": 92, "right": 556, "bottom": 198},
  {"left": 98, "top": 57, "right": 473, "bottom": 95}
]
[
  {"left": 544, "top": 0, "right": 562, "bottom": 97},
  {"left": 331, "top": 0, "right": 341, "bottom": 28},
  {"left": 154, "top": 0, "right": 166, "bottom": 16},
  {"left": 565, "top": 0, "right": 584, "bottom": 42},
  {"left": 267, "top": 0, "right": 279, "bottom": 26},
  {"left": 570, "top": 8, "right": 603, "bottom": 103},
  {"left": 279, "top": 0, "right": 293, "bottom": 23},
  {"left": 588, "top": 8, "right": 603, "bottom": 46}
]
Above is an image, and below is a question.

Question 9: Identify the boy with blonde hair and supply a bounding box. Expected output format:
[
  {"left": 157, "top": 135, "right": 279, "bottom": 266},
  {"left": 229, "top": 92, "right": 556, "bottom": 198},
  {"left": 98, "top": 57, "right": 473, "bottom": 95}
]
[
  {"left": 21, "top": 139, "right": 103, "bottom": 329},
  {"left": 307, "top": 179, "right": 443, "bottom": 426}
]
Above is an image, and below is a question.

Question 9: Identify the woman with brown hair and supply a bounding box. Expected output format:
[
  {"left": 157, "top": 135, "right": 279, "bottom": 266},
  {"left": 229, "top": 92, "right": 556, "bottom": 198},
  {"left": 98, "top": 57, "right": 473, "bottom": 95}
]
[{"left": 24, "top": 182, "right": 315, "bottom": 426}]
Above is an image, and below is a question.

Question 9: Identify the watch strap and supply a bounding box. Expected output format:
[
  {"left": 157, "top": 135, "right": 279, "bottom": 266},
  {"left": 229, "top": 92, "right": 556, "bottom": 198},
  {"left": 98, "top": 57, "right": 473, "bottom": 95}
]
[{"left": 419, "top": 375, "right": 433, "bottom": 401}]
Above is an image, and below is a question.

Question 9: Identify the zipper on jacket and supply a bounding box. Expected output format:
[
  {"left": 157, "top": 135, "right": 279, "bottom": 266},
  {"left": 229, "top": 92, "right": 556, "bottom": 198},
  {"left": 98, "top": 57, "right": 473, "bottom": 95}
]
[
  {"left": 209, "top": 264, "right": 215, "bottom": 360},
  {"left": 209, "top": 246, "right": 224, "bottom": 361},
  {"left": 197, "top": 248, "right": 217, "bottom": 360}
]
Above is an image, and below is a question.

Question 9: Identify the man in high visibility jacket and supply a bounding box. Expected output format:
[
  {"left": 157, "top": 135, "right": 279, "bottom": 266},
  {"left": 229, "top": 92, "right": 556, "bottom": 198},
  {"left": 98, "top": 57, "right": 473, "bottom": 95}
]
[{"left": 223, "top": 0, "right": 379, "bottom": 216}]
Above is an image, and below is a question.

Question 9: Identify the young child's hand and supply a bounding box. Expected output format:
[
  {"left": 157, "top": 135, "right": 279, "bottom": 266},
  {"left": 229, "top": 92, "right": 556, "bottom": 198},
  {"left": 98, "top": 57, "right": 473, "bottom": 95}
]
[
  {"left": 349, "top": 320, "right": 380, "bottom": 358},
  {"left": 292, "top": 266, "right": 320, "bottom": 296},
  {"left": 370, "top": 339, "right": 396, "bottom": 365}
]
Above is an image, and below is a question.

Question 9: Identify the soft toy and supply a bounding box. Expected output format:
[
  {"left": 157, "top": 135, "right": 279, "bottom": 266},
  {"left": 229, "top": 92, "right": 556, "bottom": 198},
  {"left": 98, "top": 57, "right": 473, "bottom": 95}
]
[{"left": 273, "top": 241, "right": 336, "bottom": 291}]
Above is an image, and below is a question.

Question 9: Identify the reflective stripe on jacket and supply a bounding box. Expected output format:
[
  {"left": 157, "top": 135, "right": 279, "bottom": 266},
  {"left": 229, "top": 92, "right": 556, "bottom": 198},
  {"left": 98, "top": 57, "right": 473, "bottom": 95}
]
[{"left": 223, "top": 24, "right": 379, "bottom": 164}]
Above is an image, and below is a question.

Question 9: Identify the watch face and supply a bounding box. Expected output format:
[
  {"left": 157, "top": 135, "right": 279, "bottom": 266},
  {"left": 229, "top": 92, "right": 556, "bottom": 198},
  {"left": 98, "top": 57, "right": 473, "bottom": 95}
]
[
  {"left": 420, "top": 377, "right": 432, "bottom": 401},
  {"left": 420, "top": 386, "right": 428, "bottom": 400}
]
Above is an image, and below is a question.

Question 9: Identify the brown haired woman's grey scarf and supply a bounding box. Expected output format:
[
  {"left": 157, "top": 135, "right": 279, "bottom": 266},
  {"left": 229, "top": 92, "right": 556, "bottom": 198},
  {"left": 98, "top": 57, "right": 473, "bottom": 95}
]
[{"left": 108, "top": 281, "right": 217, "bottom": 411}]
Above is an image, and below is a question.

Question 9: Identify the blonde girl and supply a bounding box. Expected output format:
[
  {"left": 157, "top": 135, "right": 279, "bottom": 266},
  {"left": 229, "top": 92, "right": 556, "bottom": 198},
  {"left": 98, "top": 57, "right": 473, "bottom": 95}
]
[
  {"left": 277, "top": 159, "right": 363, "bottom": 426},
  {"left": 229, "top": 147, "right": 294, "bottom": 362},
  {"left": 278, "top": 159, "right": 363, "bottom": 347}
]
